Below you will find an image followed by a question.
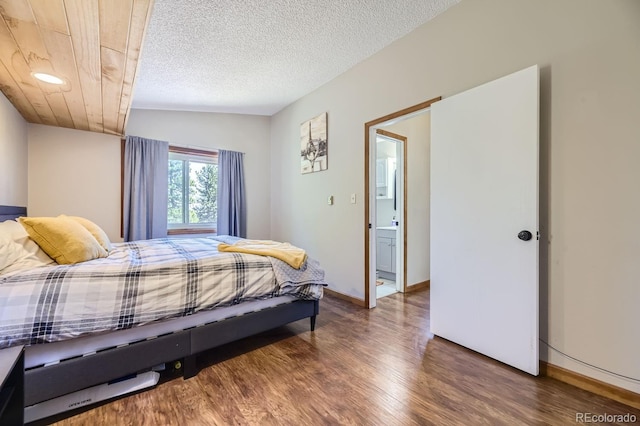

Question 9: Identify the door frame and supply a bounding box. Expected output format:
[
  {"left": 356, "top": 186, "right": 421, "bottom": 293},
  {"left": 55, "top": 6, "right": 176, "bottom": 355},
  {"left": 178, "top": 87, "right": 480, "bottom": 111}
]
[
  {"left": 364, "top": 96, "right": 441, "bottom": 308},
  {"left": 375, "top": 129, "right": 407, "bottom": 294}
]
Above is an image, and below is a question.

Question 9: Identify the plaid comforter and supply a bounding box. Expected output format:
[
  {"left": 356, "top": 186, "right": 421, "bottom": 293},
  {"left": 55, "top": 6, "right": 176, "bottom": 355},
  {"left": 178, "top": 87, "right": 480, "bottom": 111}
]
[{"left": 0, "top": 236, "right": 326, "bottom": 349}]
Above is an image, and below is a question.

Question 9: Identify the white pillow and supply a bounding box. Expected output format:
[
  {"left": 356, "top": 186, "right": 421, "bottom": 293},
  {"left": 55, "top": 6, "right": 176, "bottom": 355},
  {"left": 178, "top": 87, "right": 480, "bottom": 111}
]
[
  {"left": 0, "top": 219, "right": 55, "bottom": 274},
  {"left": 0, "top": 239, "right": 23, "bottom": 270}
]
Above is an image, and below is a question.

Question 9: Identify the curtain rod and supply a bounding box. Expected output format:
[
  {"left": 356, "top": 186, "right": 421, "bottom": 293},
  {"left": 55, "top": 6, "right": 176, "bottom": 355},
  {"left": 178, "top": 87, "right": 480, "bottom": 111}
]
[
  {"left": 124, "top": 135, "right": 244, "bottom": 154},
  {"left": 172, "top": 143, "right": 244, "bottom": 154},
  {"left": 122, "top": 137, "right": 246, "bottom": 154}
]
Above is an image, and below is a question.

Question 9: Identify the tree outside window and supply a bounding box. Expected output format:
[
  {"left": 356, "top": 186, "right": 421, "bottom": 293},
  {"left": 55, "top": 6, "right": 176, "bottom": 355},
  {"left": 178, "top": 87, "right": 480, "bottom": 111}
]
[{"left": 168, "top": 148, "right": 217, "bottom": 233}]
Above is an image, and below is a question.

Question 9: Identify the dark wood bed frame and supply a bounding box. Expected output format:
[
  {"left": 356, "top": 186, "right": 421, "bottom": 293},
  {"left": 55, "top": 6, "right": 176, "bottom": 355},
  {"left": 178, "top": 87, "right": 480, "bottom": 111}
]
[{"left": 0, "top": 206, "right": 319, "bottom": 407}]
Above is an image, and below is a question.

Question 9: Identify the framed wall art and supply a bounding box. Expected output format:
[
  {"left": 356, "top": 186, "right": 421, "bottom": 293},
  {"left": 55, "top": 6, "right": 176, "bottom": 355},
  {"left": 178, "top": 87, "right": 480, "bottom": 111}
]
[{"left": 300, "top": 112, "right": 327, "bottom": 174}]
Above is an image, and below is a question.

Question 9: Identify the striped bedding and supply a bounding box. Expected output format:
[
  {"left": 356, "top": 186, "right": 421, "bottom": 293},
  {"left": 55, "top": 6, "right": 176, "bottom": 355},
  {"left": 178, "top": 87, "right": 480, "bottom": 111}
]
[{"left": 0, "top": 236, "right": 326, "bottom": 349}]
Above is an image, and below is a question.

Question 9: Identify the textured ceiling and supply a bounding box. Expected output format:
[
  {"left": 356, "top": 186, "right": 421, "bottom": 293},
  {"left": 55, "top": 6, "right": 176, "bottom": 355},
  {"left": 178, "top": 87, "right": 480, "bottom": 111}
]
[{"left": 131, "top": 0, "right": 460, "bottom": 116}]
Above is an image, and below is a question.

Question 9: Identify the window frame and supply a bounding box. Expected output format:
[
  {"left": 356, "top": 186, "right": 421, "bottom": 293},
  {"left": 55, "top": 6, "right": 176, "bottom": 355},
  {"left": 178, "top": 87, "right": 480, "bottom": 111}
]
[{"left": 167, "top": 146, "right": 219, "bottom": 235}]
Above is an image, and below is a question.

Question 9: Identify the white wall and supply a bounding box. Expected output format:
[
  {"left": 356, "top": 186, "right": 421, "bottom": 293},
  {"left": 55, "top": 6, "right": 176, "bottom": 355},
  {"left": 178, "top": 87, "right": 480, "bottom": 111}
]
[
  {"left": 126, "top": 109, "right": 271, "bottom": 239},
  {"left": 26, "top": 110, "right": 271, "bottom": 241},
  {"left": 28, "top": 125, "right": 122, "bottom": 240},
  {"left": 0, "top": 92, "right": 28, "bottom": 206},
  {"left": 385, "top": 112, "right": 430, "bottom": 287},
  {"left": 270, "top": 0, "right": 640, "bottom": 393}
]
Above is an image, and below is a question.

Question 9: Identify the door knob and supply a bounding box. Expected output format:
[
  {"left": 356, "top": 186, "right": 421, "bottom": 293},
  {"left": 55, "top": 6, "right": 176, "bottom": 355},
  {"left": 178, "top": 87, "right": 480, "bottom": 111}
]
[{"left": 518, "top": 230, "right": 532, "bottom": 241}]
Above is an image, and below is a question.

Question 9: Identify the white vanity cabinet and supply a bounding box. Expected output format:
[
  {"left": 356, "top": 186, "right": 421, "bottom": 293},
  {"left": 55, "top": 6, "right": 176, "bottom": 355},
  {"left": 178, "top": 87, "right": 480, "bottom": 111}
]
[{"left": 376, "top": 228, "right": 396, "bottom": 274}]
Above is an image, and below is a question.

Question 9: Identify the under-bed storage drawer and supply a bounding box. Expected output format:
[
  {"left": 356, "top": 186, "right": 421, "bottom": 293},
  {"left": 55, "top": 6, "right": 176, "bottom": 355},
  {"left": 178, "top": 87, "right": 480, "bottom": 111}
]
[{"left": 24, "top": 331, "right": 190, "bottom": 406}]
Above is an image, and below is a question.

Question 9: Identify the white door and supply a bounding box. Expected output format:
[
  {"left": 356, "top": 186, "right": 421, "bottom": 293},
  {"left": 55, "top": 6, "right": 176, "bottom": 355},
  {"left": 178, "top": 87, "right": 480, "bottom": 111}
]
[{"left": 430, "top": 65, "right": 539, "bottom": 375}]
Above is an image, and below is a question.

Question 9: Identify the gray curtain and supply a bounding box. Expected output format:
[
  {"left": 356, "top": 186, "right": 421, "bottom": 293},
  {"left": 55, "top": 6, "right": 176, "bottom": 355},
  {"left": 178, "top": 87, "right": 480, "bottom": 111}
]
[
  {"left": 217, "top": 150, "right": 246, "bottom": 237},
  {"left": 123, "top": 135, "right": 169, "bottom": 241}
]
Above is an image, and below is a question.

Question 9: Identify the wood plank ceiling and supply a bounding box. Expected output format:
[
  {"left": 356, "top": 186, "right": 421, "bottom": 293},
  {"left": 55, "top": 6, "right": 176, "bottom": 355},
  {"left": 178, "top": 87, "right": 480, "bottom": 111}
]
[{"left": 0, "top": 0, "right": 154, "bottom": 136}]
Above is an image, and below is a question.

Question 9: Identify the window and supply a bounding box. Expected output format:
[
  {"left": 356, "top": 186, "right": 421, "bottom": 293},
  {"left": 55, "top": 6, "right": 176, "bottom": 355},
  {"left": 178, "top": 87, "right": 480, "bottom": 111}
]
[{"left": 168, "top": 146, "right": 218, "bottom": 234}]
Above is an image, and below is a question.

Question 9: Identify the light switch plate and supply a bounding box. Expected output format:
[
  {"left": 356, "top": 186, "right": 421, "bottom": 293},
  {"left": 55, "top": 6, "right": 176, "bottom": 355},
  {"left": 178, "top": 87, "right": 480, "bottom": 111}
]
[
  {"left": 327, "top": 195, "right": 333, "bottom": 205},
  {"left": 350, "top": 193, "right": 356, "bottom": 204}
]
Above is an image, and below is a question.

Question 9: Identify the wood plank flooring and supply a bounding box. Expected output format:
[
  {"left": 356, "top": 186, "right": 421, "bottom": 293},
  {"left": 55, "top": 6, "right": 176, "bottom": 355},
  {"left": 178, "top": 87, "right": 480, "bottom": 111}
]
[{"left": 47, "top": 289, "right": 639, "bottom": 425}]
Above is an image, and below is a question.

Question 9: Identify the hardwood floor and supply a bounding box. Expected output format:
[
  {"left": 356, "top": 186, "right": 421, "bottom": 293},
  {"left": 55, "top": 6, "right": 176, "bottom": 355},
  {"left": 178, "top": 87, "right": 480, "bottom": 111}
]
[{"left": 48, "top": 290, "right": 639, "bottom": 425}]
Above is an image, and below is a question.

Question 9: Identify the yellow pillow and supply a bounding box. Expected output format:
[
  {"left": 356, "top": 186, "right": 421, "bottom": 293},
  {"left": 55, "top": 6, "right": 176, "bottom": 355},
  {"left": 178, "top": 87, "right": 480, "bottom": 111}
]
[
  {"left": 61, "top": 215, "right": 113, "bottom": 252},
  {"left": 19, "top": 216, "right": 108, "bottom": 265}
]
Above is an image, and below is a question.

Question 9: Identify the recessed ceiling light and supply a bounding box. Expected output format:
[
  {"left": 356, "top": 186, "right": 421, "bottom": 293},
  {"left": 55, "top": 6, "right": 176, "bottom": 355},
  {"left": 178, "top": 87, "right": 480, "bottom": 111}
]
[{"left": 32, "top": 72, "right": 65, "bottom": 85}]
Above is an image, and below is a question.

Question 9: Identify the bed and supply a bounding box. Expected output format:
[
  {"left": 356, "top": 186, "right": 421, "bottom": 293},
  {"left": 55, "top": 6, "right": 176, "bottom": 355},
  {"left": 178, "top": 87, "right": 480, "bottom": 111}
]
[{"left": 0, "top": 206, "right": 325, "bottom": 409}]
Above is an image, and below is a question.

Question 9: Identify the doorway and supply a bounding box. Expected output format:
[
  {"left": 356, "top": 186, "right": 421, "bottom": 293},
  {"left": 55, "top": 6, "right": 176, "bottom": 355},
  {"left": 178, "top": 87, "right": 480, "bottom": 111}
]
[
  {"left": 374, "top": 130, "right": 405, "bottom": 299},
  {"left": 364, "top": 97, "right": 441, "bottom": 308}
]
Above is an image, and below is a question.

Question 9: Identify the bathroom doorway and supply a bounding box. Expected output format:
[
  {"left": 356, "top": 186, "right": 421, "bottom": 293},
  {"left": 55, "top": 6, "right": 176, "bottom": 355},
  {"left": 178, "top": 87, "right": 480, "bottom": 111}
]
[
  {"left": 375, "top": 130, "right": 405, "bottom": 299},
  {"left": 365, "top": 97, "right": 440, "bottom": 308}
]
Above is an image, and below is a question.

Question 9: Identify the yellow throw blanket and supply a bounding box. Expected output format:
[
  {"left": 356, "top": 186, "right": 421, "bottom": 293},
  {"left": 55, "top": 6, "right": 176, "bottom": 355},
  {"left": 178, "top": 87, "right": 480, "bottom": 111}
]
[{"left": 217, "top": 239, "right": 307, "bottom": 269}]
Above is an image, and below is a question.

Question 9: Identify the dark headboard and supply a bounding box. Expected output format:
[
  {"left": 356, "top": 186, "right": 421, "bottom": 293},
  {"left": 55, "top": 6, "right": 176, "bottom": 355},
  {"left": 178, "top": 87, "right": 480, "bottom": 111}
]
[{"left": 0, "top": 205, "right": 26, "bottom": 221}]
